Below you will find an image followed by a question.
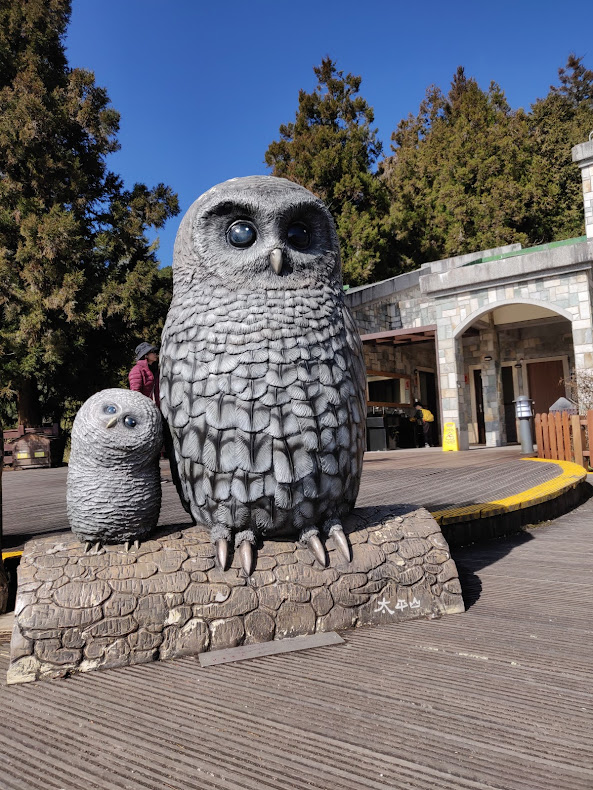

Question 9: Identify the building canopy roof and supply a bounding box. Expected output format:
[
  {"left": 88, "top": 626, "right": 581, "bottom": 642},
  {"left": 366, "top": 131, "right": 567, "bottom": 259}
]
[{"left": 360, "top": 325, "right": 436, "bottom": 346}]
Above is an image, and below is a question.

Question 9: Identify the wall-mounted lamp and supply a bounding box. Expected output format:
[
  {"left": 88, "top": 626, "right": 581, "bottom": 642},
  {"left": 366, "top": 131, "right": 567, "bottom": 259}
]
[
  {"left": 483, "top": 355, "right": 493, "bottom": 362},
  {"left": 514, "top": 360, "right": 523, "bottom": 369}
]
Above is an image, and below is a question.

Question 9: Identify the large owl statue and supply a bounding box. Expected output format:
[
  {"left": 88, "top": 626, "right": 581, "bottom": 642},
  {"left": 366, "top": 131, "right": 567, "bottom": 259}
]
[
  {"left": 160, "top": 176, "right": 366, "bottom": 574},
  {"left": 67, "top": 389, "right": 163, "bottom": 551}
]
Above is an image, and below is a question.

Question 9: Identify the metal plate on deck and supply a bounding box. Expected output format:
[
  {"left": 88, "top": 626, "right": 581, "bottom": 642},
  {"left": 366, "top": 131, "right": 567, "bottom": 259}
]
[{"left": 198, "top": 631, "right": 344, "bottom": 667}]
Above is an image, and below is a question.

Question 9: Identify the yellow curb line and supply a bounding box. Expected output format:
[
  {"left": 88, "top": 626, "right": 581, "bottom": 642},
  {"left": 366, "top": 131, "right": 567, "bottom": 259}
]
[
  {"left": 431, "top": 458, "right": 587, "bottom": 525},
  {"left": 1, "top": 550, "right": 23, "bottom": 561}
]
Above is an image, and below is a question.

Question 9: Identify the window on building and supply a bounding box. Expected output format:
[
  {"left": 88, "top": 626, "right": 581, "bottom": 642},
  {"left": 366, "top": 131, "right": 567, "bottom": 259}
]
[{"left": 366, "top": 372, "right": 411, "bottom": 406}]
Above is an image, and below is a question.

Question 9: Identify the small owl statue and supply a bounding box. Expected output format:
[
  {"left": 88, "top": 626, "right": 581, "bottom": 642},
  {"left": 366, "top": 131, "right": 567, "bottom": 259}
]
[
  {"left": 67, "top": 389, "right": 163, "bottom": 551},
  {"left": 160, "top": 176, "right": 366, "bottom": 574}
]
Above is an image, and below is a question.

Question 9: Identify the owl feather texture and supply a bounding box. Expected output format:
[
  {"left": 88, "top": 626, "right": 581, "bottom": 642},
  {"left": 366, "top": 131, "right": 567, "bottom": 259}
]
[
  {"left": 67, "top": 389, "right": 163, "bottom": 549},
  {"left": 160, "top": 176, "right": 366, "bottom": 573}
]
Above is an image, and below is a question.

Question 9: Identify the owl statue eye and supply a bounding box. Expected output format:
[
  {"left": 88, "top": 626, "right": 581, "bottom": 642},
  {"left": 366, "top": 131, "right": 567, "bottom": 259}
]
[
  {"left": 123, "top": 415, "right": 137, "bottom": 429},
  {"left": 103, "top": 405, "right": 117, "bottom": 415},
  {"left": 287, "top": 222, "right": 310, "bottom": 250},
  {"left": 227, "top": 220, "right": 257, "bottom": 248}
]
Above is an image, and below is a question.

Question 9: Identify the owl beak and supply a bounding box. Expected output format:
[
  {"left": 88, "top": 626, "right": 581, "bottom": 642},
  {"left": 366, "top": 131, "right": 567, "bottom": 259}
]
[
  {"left": 269, "top": 248, "right": 283, "bottom": 275},
  {"left": 106, "top": 415, "right": 118, "bottom": 429}
]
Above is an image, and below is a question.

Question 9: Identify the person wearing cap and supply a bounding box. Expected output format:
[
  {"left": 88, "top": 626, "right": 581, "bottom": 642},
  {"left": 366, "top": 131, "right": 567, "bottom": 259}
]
[
  {"left": 412, "top": 400, "right": 434, "bottom": 447},
  {"left": 129, "top": 342, "right": 160, "bottom": 407}
]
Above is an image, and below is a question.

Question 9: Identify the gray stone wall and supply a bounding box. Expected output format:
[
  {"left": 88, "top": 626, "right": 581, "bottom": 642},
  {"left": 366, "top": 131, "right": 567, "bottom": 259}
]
[
  {"left": 363, "top": 343, "right": 436, "bottom": 377},
  {"left": 497, "top": 322, "right": 574, "bottom": 364},
  {"left": 398, "top": 285, "right": 437, "bottom": 329},
  {"left": 362, "top": 342, "right": 438, "bottom": 410},
  {"left": 351, "top": 300, "right": 402, "bottom": 335},
  {"left": 364, "top": 342, "right": 399, "bottom": 375},
  {"left": 8, "top": 507, "right": 464, "bottom": 684}
]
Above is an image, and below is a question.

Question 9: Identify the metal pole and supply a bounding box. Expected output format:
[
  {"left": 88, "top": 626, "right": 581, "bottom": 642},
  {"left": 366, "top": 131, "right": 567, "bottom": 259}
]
[{"left": 518, "top": 418, "right": 534, "bottom": 454}]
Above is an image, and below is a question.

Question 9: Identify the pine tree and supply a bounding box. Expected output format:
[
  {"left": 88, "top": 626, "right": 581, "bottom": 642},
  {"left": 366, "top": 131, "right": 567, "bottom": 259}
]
[
  {"left": 384, "top": 56, "right": 593, "bottom": 268},
  {"left": 385, "top": 68, "right": 534, "bottom": 265},
  {"left": 529, "top": 54, "right": 593, "bottom": 242},
  {"left": 265, "top": 58, "right": 393, "bottom": 286},
  {"left": 0, "top": 0, "right": 179, "bottom": 426}
]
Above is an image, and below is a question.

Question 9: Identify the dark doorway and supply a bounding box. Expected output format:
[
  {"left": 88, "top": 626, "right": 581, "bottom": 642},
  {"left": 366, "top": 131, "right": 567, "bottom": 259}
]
[
  {"left": 526, "top": 360, "right": 566, "bottom": 416},
  {"left": 418, "top": 370, "right": 439, "bottom": 445},
  {"left": 501, "top": 366, "right": 518, "bottom": 443},
  {"left": 473, "top": 369, "right": 486, "bottom": 444}
]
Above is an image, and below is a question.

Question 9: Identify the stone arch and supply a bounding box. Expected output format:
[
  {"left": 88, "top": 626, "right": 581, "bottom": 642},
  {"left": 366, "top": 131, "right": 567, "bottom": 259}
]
[{"left": 452, "top": 298, "right": 574, "bottom": 339}]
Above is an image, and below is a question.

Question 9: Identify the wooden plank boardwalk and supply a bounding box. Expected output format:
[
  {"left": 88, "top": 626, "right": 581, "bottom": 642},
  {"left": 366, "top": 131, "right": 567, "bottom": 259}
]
[
  {"left": 1, "top": 446, "right": 558, "bottom": 551},
  {"left": 0, "top": 477, "right": 591, "bottom": 789}
]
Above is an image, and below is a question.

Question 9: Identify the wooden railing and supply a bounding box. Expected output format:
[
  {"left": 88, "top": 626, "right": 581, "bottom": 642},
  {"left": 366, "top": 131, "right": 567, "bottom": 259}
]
[{"left": 535, "top": 411, "right": 592, "bottom": 468}]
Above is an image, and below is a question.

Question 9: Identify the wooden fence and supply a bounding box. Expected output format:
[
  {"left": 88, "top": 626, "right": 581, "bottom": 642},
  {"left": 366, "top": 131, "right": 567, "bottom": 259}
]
[{"left": 535, "top": 411, "right": 592, "bottom": 468}]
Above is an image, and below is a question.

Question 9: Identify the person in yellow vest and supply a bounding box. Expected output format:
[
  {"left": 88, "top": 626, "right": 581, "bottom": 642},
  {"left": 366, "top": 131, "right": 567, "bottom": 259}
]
[{"left": 414, "top": 400, "right": 435, "bottom": 447}]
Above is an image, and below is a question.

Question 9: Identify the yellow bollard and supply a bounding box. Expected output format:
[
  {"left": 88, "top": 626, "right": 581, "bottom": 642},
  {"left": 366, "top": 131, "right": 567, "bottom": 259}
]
[{"left": 442, "top": 422, "right": 459, "bottom": 452}]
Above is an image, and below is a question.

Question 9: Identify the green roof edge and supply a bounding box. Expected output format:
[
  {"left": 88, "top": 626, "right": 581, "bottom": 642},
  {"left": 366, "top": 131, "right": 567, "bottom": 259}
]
[{"left": 464, "top": 235, "right": 588, "bottom": 267}]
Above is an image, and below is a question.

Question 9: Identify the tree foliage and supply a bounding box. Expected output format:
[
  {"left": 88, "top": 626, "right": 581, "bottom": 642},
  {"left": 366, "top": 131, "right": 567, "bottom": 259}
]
[
  {"left": 265, "top": 58, "right": 393, "bottom": 286},
  {"left": 0, "top": 0, "right": 179, "bottom": 426},
  {"left": 270, "top": 55, "right": 593, "bottom": 280},
  {"left": 528, "top": 54, "right": 593, "bottom": 242},
  {"left": 384, "top": 56, "right": 593, "bottom": 267},
  {"left": 385, "top": 70, "right": 533, "bottom": 264}
]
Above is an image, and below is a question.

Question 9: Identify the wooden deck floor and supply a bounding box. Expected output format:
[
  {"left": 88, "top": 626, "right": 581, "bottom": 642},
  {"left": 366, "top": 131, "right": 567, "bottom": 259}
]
[
  {"left": 0, "top": 479, "right": 592, "bottom": 789},
  {"left": 2, "top": 446, "right": 552, "bottom": 551}
]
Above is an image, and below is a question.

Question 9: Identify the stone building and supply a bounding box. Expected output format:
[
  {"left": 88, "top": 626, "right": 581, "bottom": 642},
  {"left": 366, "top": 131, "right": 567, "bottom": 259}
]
[{"left": 346, "top": 138, "right": 593, "bottom": 450}]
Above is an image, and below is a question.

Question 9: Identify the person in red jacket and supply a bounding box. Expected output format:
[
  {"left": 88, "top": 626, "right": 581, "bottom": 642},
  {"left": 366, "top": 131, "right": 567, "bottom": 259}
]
[{"left": 129, "top": 342, "right": 160, "bottom": 407}]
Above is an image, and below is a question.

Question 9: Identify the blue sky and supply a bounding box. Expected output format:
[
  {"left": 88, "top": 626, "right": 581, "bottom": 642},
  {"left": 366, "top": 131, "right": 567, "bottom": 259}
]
[{"left": 66, "top": 0, "right": 591, "bottom": 268}]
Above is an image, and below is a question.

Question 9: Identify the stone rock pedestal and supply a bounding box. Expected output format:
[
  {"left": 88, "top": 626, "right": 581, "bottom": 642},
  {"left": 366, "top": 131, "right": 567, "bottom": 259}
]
[{"left": 7, "top": 506, "right": 464, "bottom": 684}]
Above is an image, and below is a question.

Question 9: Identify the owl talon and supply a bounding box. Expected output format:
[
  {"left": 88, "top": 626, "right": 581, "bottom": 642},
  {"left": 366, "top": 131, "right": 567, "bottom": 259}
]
[
  {"left": 134, "top": 539, "right": 141, "bottom": 550},
  {"left": 238, "top": 541, "right": 253, "bottom": 576},
  {"left": 84, "top": 542, "right": 92, "bottom": 553},
  {"left": 124, "top": 541, "right": 130, "bottom": 553},
  {"left": 333, "top": 527, "right": 351, "bottom": 563},
  {"left": 93, "top": 541, "right": 102, "bottom": 555},
  {"left": 216, "top": 538, "right": 229, "bottom": 571},
  {"left": 307, "top": 534, "right": 327, "bottom": 567}
]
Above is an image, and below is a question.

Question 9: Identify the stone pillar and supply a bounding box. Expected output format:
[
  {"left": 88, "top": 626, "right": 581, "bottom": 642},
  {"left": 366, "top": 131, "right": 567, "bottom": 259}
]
[
  {"left": 572, "top": 139, "right": 593, "bottom": 240},
  {"left": 436, "top": 329, "right": 470, "bottom": 450},
  {"left": 478, "top": 325, "right": 506, "bottom": 446},
  {"left": 570, "top": 271, "right": 593, "bottom": 411}
]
